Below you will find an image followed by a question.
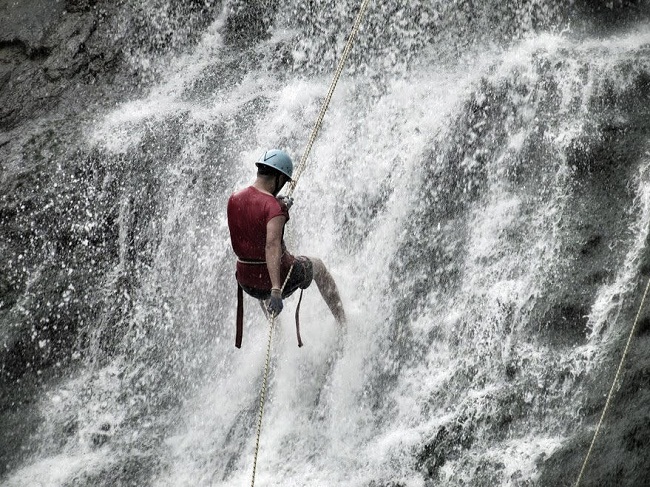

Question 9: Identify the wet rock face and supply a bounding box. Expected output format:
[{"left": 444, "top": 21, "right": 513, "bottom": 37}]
[
  {"left": 0, "top": 0, "right": 221, "bottom": 130},
  {"left": 0, "top": 0, "right": 225, "bottom": 373},
  {"left": 0, "top": 0, "right": 221, "bottom": 477},
  {"left": 403, "top": 38, "right": 650, "bottom": 486},
  {"left": 0, "top": 0, "right": 65, "bottom": 48},
  {"left": 0, "top": 0, "right": 115, "bottom": 383},
  {"left": 538, "top": 336, "right": 650, "bottom": 487},
  {"left": 222, "top": 0, "right": 277, "bottom": 46},
  {"left": 0, "top": 0, "right": 96, "bottom": 129},
  {"left": 574, "top": 0, "right": 650, "bottom": 31},
  {"left": 1, "top": 1, "right": 650, "bottom": 485}
]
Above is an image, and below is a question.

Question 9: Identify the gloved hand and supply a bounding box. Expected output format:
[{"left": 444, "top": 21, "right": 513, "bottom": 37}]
[
  {"left": 267, "top": 288, "right": 283, "bottom": 317},
  {"left": 278, "top": 195, "right": 294, "bottom": 209}
]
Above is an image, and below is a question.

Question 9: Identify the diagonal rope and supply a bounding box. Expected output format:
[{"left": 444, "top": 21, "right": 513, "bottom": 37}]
[
  {"left": 286, "top": 0, "right": 373, "bottom": 198},
  {"left": 574, "top": 275, "right": 650, "bottom": 487}
]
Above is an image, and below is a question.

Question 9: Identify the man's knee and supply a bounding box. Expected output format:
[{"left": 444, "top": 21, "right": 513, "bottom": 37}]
[
  {"left": 310, "top": 258, "right": 340, "bottom": 294},
  {"left": 309, "top": 257, "right": 326, "bottom": 279}
]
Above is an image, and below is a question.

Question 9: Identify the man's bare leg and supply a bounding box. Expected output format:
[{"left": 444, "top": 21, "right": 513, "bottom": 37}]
[{"left": 310, "top": 258, "right": 346, "bottom": 326}]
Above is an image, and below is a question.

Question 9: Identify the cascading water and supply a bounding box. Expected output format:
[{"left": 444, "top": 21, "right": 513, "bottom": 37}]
[{"left": 2, "top": 1, "right": 650, "bottom": 486}]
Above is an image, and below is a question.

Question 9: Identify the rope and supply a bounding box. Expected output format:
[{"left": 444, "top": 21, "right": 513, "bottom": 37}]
[
  {"left": 250, "top": 264, "right": 294, "bottom": 487},
  {"left": 250, "top": 312, "right": 275, "bottom": 487},
  {"left": 286, "top": 0, "right": 373, "bottom": 198},
  {"left": 249, "top": 1, "right": 373, "bottom": 482},
  {"left": 574, "top": 275, "right": 650, "bottom": 487}
]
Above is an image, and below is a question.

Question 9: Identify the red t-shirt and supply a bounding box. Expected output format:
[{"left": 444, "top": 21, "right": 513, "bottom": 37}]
[{"left": 227, "top": 186, "right": 295, "bottom": 289}]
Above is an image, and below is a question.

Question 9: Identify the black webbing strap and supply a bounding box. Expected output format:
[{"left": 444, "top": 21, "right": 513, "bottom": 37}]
[
  {"left": 236, "top": 282, "right": 304, "bottom": 348},
  {"left": 236, "top": 283, "right": 244, "bottom": 348},
  {"left": 295, "top": 289, "right": 304, "bottom": 347}
]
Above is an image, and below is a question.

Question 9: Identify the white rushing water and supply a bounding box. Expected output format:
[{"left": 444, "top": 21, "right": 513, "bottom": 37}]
[{"left": 5, "top": 2, "right": 650, "bottom": 486}]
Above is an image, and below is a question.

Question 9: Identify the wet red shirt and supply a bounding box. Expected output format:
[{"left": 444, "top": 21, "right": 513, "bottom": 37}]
[{"left": 227, "top": 186, "right": 295, "bottom": 289}]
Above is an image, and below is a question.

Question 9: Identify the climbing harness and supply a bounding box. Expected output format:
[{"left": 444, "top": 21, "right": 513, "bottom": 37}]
[
  {"left": 574, "top": 275, "right": 650, "bottom": 487},
  {"left": 248, "top": 1, "right": 373, "bottom": 485},
  {"left": 236, "top": 264, "right": 305, "bottom": 348}
]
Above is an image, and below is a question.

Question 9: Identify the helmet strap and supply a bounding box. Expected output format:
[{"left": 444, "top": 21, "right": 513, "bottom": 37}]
[{"left": 273, "top": 174, "right": 281, "bottom": 196}]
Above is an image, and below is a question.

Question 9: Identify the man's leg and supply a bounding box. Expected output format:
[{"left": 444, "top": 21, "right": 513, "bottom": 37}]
[{"left": 310, "top": 258, "right": 346, "bottom": 325}]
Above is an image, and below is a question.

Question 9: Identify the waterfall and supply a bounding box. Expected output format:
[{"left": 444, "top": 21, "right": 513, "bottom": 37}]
[{"left": 2, "top": 1, "right": 650, "bottom": 486}]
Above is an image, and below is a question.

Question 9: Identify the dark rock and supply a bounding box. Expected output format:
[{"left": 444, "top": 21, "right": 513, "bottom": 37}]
[
  {"left": 0, "top": 0, "right": 65, "bottom": 49},
  {"left": 537, "top": 304, "right": 590, "bottom": 347},
  {"left": 0, "top": 0, "right": 220, "bottom": 130},
  {"left": 580, "top": 234, "right": 602, "bottom": 256},
  {"left": 0, "top": 3, "right": 221, "bottom": 480},
  {"left": 637, "top": 316, "right": 650, "bottom": 336},
  {"left": 539, "top": 329, "right": 650, "bottom": 486},
  {"left": 64, "top": 454, "right": 161, "bottom": 487},
  {"left": 573, "top": 0, "right": 650, "bottom": 32},
  {"left": 417, "top": 418, "right": 476, "bottom": 480},
  {"left": 0, "top": 368, "right": 64, "bottom": 478},
  {"left": 223, "top": 0, "right": 277, "bottom": 46},
  {"left": 65, "top": 0, "right": 97, "bottom": 13},
  {"left": 91, "top": 431, "right": 109, "bottom": 447}
]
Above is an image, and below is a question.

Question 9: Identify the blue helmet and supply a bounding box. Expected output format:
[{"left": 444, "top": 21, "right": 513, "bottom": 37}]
[{"left": 256, "top": 149, "right": 293, "bottom": 180}]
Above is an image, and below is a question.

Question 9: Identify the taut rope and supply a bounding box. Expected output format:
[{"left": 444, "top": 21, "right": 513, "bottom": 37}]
[
  {"left": 286, "top": 0, "right": 372, "bottom": 198},
  {"left": 574, "top": 275, "right": 650, "bottom": 486}
]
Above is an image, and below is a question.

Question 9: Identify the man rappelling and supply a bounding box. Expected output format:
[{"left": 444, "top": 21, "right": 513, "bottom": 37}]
[{"left": 227, "top": 149, "right": 346, "bottom": 347}]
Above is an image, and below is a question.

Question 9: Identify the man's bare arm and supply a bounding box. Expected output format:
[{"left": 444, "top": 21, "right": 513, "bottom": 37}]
[{"left": 265, "top": 215, "right": 286, "bottom": 291}]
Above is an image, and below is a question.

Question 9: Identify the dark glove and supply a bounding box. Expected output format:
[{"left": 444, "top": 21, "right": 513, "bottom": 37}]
[
  {"left": 278, "top": 195, "right": 294, "bottom": 210},
  {"left": 267, "top": 288, "right": 283, "bottom": 317}
]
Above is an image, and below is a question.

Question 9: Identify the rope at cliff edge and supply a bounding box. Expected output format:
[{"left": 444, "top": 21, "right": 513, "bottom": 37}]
[
  {"left": 574, "top": 275, "right": 650, "bottom": 487},
  {"left": 286, "top": 0, "right": 372, "bottom": 198}
]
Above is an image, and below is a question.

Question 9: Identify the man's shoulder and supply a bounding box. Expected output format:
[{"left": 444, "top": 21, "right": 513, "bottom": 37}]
[
  {"left": 232, "top": 185, "right": 253, "bottom": 196},
  {"left": 230, "top": 186, "right": 255, "bottom": 202},
  {"left": 230, "top": 186, "right": 281, "bottom": 208}
]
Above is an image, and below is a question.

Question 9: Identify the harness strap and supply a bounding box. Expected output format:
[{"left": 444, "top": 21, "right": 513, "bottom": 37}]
[
  {"left": 295, "top": 289, "right": 304, "bottom": 347},
  {"left": 236, "top": 283, "right": 244, "bottom": 348},
  {"left": 238, "top": 258, "right": 266, "bottom": 265},
  {"left": 235, "top": 283, "right": 304, "bottom": 348}
]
